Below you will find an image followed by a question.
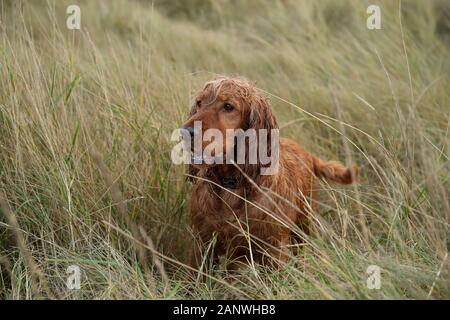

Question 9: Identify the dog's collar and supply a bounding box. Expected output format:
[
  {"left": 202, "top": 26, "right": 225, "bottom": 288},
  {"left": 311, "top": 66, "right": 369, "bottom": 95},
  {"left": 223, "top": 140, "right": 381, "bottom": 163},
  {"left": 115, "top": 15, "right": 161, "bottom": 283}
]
[{"left": 219, "top": 176, "right": 239, "bottom": 189}]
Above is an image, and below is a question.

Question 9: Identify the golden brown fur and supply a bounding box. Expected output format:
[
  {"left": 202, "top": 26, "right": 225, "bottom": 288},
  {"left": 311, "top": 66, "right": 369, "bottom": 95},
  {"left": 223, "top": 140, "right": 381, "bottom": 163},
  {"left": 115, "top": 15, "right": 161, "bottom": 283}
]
[{"left": 183, "top": 76, "right": 359, "bottom": 270}]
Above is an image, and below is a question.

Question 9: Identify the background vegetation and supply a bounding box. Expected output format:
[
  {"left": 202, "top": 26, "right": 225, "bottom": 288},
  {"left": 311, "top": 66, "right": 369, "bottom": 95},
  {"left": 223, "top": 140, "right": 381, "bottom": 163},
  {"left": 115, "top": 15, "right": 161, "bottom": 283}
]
[{"left": 0, "top": 0, "right": 448, "bottom": 299}]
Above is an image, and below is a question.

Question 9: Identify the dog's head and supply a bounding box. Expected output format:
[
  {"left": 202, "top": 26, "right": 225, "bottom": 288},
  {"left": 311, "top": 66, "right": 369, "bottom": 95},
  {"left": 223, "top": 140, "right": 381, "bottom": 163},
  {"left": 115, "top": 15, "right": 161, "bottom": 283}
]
[{"left": 182, "top": 76, "right": 278, "bottom": 185}]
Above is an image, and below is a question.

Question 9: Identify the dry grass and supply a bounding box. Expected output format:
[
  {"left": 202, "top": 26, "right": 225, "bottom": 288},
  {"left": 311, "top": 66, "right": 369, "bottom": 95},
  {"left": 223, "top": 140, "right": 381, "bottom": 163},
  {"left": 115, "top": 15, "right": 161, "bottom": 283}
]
[{"left": 0, "top": 0, "right": 449, "bottom": 299}]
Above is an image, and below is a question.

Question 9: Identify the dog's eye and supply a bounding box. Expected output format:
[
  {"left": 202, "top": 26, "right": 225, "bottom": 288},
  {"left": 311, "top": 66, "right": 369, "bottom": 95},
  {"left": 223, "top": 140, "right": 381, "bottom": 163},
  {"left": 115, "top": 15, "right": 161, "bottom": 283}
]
[
  {"left": 223, "top": 103, "right": 234, "bottom": 112},
  {"left": 196, "top": 100, "right": 202, "bottom": 108}
]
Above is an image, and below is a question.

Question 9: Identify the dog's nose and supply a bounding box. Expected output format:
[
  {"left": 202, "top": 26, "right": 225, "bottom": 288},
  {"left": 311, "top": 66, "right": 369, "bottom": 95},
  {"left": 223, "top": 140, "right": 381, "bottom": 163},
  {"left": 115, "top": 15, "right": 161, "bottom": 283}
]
[{"left": 182, "top": 125, "right": 195, "bottom": 138}]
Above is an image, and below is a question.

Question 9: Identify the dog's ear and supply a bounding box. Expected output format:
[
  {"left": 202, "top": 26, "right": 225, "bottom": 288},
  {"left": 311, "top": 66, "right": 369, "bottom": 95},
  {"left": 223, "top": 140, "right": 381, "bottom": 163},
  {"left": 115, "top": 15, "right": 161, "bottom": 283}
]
[
  {"left": 240, "top": 96, "right": 278, "bottom": 187},
  {"left": 248, "top": 96, "right": 278, "bottom": 132}
]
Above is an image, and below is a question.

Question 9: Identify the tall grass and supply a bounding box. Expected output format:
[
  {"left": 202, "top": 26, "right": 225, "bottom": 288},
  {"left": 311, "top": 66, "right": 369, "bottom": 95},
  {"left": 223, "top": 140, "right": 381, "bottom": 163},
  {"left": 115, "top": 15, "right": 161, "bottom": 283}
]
[{"left": 0, "top": 0, "right": 448, "bottom": 299}]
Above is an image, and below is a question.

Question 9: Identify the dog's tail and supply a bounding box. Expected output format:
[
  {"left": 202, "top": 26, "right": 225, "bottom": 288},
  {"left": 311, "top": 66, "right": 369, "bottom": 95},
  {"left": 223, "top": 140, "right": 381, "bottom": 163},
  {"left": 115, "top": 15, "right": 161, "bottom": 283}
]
[{"left": 312, "top": 156, "right": 359, "bottom": 184}]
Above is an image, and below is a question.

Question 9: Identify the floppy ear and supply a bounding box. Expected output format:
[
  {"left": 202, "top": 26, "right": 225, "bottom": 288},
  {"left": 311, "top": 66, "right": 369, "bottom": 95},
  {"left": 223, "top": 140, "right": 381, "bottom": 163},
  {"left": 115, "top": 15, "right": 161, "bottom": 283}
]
[
  {"left": 241, "top": 96, "right": 278, "bottom": 187},
  {"left": 248, "top": 96, "right": 278, "bottom": 132}
]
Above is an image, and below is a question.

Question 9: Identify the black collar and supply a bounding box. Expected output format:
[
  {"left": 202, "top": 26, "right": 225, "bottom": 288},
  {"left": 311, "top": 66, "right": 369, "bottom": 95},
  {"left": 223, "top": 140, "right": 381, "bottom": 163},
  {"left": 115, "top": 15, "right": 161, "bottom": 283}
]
[{"left": 219, "top": 176, "right": 239, "bottom": 189}]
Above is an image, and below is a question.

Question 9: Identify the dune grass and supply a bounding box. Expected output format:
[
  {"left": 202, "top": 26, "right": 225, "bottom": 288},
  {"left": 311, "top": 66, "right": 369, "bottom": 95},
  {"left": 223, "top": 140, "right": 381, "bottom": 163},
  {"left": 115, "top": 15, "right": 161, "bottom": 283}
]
[{"left": 0, "top": 0, "right": 449, "bottom": 299}]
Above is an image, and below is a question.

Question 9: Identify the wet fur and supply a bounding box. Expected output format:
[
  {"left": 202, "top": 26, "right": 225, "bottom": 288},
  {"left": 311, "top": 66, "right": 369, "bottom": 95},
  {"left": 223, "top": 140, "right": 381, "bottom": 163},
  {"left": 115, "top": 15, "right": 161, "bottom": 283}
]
[{"left": 184, "top": 77, "right": 359, "bottom": 270}]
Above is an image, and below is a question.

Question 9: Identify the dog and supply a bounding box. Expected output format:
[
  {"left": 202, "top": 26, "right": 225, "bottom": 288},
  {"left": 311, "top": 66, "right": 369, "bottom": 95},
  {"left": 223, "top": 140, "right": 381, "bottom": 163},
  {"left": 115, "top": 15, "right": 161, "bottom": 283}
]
[{"left": 182, "top": 76, "right": 359, "bottom": 270}]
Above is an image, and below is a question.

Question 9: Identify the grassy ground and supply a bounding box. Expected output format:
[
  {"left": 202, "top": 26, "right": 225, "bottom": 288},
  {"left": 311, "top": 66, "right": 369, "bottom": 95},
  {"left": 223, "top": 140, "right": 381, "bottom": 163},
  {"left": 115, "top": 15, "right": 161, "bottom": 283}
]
[{"left": 0, "top": 0, "right": 449, "bottom": 299}]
